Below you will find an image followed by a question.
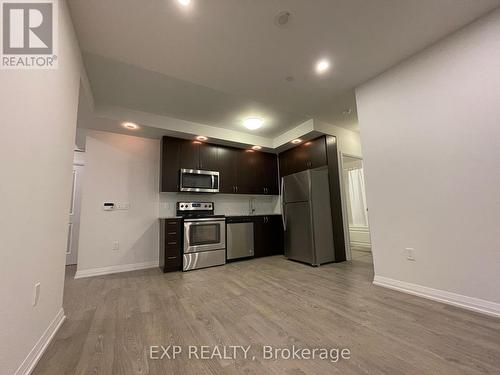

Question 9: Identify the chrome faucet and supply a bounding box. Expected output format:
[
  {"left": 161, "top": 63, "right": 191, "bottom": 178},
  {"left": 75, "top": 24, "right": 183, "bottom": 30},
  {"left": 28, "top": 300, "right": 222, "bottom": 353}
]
[{"left": 249, "top": 198, "right": 256, "bottom": 215}]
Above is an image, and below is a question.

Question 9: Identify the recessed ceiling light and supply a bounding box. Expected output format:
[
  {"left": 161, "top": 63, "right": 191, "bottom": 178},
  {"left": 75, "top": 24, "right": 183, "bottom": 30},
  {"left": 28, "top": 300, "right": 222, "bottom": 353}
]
[
  {"left": 196, "top": 135, "right": 207, "bottom": 141},
  {"left": 315, "top": 58, "right": 331, "bottom": 74},
  {"left": 122, "top": 122, "right": 138, "bottom": 130},
  {"left": 274, "top": 11, "right": 291, "bottom": 28},
  {"left": 251, "top": 145, "right": 262, "bottom": 150},
  {"left": 243, "top": 118, "right": 263, "bottom": 130},
  {"left": 291, "top": 139, "right": 302, "bottom": 144},
  {"left": 178, "top": 0, "right": 191, "bottom": 6}
]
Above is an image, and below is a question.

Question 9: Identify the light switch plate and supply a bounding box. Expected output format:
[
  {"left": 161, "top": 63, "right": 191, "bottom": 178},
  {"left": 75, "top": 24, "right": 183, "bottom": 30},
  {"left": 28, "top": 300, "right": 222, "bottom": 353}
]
[
  {"left": 405, "top": 248, "right": 415, "bottom": 261},
  {"left": 115, "top": 202, "right": 130, "bottom": 210}
]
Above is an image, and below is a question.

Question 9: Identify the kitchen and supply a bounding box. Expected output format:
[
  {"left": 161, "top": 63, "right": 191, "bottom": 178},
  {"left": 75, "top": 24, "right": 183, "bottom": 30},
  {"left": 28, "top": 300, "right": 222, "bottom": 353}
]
[
  {"left": 157, "top": 134, "right": 346, "bottom": 273},
  {"left": 8, "top": 1, "right": 500, "bottom": 374}
]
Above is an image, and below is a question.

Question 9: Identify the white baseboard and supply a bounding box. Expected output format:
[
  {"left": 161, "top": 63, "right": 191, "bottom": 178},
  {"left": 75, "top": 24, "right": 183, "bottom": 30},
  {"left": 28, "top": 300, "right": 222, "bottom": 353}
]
[
  {"left": 373, "top": 275, "right": 500, "bottom": 318},
  {"left": 15, "top": 308, "right": 66, "bottom": 375},
  {"left": 74, "top": 260, "right": 159, "bottom": 279}
]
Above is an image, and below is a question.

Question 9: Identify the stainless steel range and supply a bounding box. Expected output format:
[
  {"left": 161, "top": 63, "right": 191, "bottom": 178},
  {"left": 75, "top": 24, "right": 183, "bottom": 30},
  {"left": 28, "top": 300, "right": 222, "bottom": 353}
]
[{"left": 177, "top": 202, "right": 226, "bottom": 271}]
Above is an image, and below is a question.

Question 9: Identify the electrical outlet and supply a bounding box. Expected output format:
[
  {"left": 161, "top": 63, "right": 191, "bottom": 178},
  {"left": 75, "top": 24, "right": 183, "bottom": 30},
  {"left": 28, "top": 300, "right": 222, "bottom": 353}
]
[
  {"left": 112, "top": 241, "right": 119, "bottom": 251},
  {"left": 33, "top": 282, "right": 41, "bottom": 306},
  {"left": 405, "top": 248, "right": 415, "bottom": 261}
]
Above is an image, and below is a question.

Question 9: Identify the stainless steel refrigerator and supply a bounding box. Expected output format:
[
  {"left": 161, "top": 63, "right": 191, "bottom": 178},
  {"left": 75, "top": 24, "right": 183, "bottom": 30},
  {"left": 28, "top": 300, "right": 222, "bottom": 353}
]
[{"left": 281, "top": 167, "right": 335, "bottom": 266}]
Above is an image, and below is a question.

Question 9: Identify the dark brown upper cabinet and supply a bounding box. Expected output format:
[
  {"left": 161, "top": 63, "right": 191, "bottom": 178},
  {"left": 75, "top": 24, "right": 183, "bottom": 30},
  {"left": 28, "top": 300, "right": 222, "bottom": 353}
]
[
  {"left": 218, "top": 146, "right": 239, "bottom": 193},
  {"left": 160, "top": 137, "right": 182, "bottom": 192},
  {"left": 178, "top": 140, "right": 219, "bottom": 171},
  {"left": 256, "top": 152, "right": 279, "bottom": 195},
  {"left": 160, "top": 136, "right": 279, "bottom": 195},
  {"left": 279, "top": 136, "right": 327, "bottom": 178}
]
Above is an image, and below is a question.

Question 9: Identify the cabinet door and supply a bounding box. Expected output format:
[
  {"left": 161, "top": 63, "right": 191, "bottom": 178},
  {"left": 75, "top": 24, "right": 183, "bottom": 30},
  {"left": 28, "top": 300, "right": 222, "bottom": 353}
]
[
  {"left": 279, "top": 147, "right": 302, "bottom": 177},
  {"left": 278, "top": 150, "right": 291, "bottom": 177},
  {"left": 218, "top": 146, "right": 238, "bottom": 193},
  {"left": 279, "top": 136, "right": 328, "bottom": 177},
  {"left": 268, "top": 215, "right": 284, "bottom": 255},
  {"left": 236, "top": 150, "right": 259, "bottom": 194},
  {"left": 305, "top": 137, "right": 327, "bottom": 169},
  {"left": 253, "top": 217, "right": 267, "bottom": 257},
  {"left": 253, "top": 216, "right": 284, "bottom": 257},
  {"left": 258, "top": 152, "right": 279, "bottom": 194},
  {"left": 179, "top": 140, "right": 201, "bottom": 170},
  {"left": 199, "top": 143, "right": 219, "bottom": 171},
  {"left": 160, "top": 137, "right": 181, "bottom": 192}
]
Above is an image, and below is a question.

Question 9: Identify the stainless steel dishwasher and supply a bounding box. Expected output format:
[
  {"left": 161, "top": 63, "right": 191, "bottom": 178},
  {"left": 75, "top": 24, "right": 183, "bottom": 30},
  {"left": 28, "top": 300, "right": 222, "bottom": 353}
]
[{"left": 226, "top": 217, "right": 254, "bottom": 260}]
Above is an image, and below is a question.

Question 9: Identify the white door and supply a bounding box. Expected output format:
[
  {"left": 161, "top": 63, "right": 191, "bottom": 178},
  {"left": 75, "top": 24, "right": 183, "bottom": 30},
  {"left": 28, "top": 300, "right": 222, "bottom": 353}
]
[{"left": 66, "top": 163, "right": 84, "bottom": 265}]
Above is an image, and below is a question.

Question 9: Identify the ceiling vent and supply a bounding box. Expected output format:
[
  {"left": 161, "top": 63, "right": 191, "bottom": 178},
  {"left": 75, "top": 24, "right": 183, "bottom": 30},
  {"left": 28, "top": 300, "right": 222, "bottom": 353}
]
[{"left": 274, "top": 11, "right": 291, "bottom": 28}]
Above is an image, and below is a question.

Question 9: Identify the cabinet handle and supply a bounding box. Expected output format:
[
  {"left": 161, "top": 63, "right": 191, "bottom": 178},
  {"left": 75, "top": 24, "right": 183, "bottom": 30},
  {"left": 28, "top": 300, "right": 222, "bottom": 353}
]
[
  {"left": 168, "top": 232, "right": 177, "bottom": 235},
  {"left": 167, "top": 222, "right": 177, "bottom": 226},
  {"left": 168, "top": 241, "right": 177, "bottom": 245},
  {"left": 236, "top": 186, "right": 238, "bottom": 193},
  {"left": 167, "top": 256, "right": 177, "bottom": 260}
]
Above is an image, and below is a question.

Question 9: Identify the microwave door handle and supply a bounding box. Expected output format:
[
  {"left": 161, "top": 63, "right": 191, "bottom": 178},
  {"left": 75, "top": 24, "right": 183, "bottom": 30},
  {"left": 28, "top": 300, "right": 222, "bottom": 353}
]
[{"left": 211, "top": 174, "right": 215, "bottom": 189}]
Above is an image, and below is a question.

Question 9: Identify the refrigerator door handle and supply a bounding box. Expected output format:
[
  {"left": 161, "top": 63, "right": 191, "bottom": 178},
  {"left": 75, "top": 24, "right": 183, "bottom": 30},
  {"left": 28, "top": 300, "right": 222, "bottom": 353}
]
[{"left": 281, "top": 177, "right": 286, "bottom": 231}]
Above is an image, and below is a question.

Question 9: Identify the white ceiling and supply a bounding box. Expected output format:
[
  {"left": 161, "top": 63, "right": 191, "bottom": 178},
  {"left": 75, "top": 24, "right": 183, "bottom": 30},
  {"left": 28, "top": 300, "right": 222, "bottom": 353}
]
[{"left": 69, "top": 0, "right": 500, "bottom": 136}]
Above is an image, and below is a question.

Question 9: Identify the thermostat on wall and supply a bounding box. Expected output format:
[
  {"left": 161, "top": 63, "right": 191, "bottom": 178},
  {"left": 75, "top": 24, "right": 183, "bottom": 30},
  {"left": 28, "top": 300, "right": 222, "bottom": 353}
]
[{"left": 103, "top": 202, "right": 115, "bottom": 211}]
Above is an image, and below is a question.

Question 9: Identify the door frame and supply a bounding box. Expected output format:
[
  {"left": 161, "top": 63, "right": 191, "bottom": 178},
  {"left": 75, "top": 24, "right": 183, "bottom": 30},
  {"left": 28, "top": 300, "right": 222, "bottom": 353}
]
[
  {"left": 339, "top": 153, "right": 366, "bottom": 261},
  {"left": 66, "top": 152, "right": 85, "bottom": 266}
]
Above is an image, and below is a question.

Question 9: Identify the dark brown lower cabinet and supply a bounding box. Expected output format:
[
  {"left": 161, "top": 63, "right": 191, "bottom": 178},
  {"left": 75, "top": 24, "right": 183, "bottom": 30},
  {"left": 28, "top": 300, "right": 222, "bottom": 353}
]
[
  {"left": 159, "top": 219, "right": 182, "bottom": 272},
  {"left": 252, "top": 215, "right": 284, "bottom": 258}
]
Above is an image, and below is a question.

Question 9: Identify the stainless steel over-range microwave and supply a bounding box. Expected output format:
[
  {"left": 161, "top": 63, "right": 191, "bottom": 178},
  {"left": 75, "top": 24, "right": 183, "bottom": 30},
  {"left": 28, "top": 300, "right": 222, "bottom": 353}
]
[{"left": 179, "top": 169, "right": 220, "bottom": 193}]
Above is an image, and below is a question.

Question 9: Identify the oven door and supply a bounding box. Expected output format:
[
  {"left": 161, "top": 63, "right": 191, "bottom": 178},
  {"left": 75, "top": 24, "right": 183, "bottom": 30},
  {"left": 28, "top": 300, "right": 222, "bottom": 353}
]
[
  {"left": 180, "top": 169, "right": 219, "bottom": 193},
  {"left": 184, "top": 218, "right": 226, "bottom": 253}
]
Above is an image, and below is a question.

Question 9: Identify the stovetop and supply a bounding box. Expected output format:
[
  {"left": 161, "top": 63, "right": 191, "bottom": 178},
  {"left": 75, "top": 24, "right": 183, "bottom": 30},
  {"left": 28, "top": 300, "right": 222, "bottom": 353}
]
[{"left": 176, "top": 201, "right": 224, "bottom": 219}]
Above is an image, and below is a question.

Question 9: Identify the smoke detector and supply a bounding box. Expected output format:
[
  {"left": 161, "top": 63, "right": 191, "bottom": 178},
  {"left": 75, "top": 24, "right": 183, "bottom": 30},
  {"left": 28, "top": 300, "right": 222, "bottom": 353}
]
[{"left": 275, "top": 11, "right": 291, "bottom": 28}]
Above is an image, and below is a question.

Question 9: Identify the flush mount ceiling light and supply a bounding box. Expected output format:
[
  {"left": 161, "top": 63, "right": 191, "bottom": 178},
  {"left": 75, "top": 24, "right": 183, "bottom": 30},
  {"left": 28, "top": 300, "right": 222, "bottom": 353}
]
[
  {"left": 196, "top": 135, "right": 207, "bottom": 141},
  {"left": 315, "top": 58, "right": 331, "bottom": 74},
  {"left": 243, "top": 118, "right": 263, "bottom": 130},
  {"left": 251, "top": 145, "right": 262, "bottom": 151},
  {"left": 122, "top": 122, "right": 138, "bottom": 130},
  {"left": 291, "top": 139, "right": 303, "bottom": 144},
  {"left": 178, "top": 0, "right": 191, "bottom": 6}
]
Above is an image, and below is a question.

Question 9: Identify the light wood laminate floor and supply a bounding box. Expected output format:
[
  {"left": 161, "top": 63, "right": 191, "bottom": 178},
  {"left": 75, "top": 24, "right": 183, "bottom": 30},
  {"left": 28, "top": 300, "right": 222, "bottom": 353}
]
[{"left": 34, "top": 255, "right": 500, "bottom": 374}]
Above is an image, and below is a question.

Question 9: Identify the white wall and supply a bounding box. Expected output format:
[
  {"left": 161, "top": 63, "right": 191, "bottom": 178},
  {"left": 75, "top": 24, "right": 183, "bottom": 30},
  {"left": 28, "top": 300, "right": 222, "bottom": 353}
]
[
  {"left": 315, "top": 119, "right": 363, "bottom": 158},
  {"left": 356, "top": 10, "right": 500, "bottom": 311},
  {"left": 77, "top": 130, "right": 161, "bottom": 274},
  {"left": 0, "top": 1, "right": 83, "bottom": 374},
  {"left": 77, "top": 130, "right": 281, "bottom": 276},
  {"left": 160, "top": 193, "right": 280, "bottom": 217}
]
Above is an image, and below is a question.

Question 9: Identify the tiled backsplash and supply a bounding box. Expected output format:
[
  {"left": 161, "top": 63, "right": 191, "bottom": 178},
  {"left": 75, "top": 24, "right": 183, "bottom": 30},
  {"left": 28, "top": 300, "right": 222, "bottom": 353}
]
[{"left": 159, "top": 192, "right": 281, "bottom": 217}]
